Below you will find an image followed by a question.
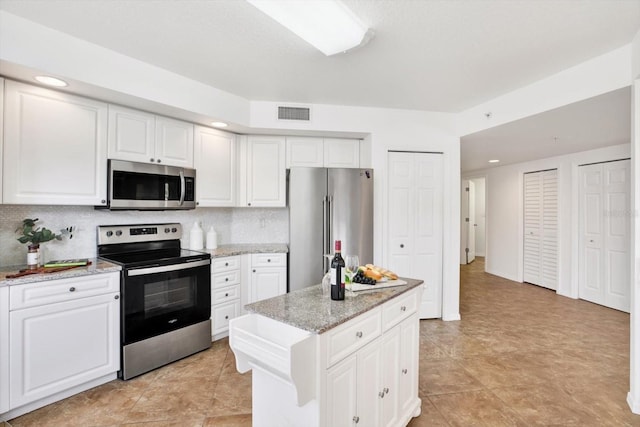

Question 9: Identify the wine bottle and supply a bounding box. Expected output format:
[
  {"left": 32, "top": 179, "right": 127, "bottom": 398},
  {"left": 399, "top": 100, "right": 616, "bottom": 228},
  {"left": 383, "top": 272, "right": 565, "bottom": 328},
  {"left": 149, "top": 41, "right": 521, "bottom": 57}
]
[{"left": 331, "top": 240, "right": 346, "bottom": 300}]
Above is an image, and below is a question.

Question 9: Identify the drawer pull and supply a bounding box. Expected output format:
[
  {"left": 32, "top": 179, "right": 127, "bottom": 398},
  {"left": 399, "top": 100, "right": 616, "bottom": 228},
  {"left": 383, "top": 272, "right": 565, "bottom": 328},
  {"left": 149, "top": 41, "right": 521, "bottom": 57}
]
[
  {"left": 225, "top": 262, "right": 229, "bottom": 266},
  {"left": 253, "top": 269, "right": 256, "bottom": 273},
  {"left": 355, "top": 331, "right": 363, "bottom": 338},
  {"left": 225, "top": 293, "right": 229, "bottom": 297},
  {"left": 353, "top": 416, "right": 360, "bottom": 424},
  {"left": 225, "top": 277, "right": 229, "bottom": 282},
  {"left": 401, "top": 306, "right": 407, "bottom": 312},
  {"left": 69, "top": 287, "right": 76, "bottom": 292},
  {"left": 379, "top": 390, "right": 385, "bottom": 398},
  {"left": 402, "top": 368, "right": 408, "bottom": 374},
  {"left": 384, "top": 387, "right": 389, "bottom": 395},
  {"left": 114, "top": 295, "right": 120, "bottom": 300},
  {"left": 225, "top": 315, "right": 229, "bottom": 320},
  {"left": 267, "top": 258, "right": 271, "bottom": 262}
]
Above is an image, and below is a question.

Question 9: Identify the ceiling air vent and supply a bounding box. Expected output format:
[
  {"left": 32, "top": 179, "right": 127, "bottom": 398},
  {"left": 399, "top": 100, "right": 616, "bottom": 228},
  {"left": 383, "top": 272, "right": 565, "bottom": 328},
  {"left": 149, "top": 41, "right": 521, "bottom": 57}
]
[{"left": 278, "top": 106, "right": 311, "bottom": 121}]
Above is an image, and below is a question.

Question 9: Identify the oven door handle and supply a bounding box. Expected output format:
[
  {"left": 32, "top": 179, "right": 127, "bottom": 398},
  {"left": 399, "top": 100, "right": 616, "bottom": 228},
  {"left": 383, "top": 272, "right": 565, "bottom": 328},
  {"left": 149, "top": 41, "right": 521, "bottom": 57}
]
[
  {"left": 127, "top": 259, "right": 210, "bottom": 276},
  {"left": 179, "top": 170, "right": 186, "bottom": 206}
]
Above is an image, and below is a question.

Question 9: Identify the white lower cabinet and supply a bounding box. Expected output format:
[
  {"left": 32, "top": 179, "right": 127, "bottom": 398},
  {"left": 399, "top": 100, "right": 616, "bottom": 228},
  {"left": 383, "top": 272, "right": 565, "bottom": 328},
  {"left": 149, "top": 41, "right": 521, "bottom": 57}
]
[
  {"left": 1, "top": 273, "right": 120, "bottom": 419},
  {"left": 211, "top": 256, "right": 242, "bottom": 340},
  {"left": 248, "top": 253, "right": 287, "bottom": 304}
]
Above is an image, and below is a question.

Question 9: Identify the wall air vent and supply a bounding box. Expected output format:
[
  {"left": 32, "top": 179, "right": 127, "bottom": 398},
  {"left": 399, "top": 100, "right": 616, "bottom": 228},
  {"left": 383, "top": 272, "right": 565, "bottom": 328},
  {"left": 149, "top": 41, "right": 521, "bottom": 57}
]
[{"left": 278, "top": 106, "right": 311, "bottom": 121}]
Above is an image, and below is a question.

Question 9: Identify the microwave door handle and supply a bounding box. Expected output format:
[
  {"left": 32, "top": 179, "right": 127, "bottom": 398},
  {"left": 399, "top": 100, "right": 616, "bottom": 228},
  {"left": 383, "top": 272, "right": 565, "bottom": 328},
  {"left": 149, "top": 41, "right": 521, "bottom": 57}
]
[{"left": 179, "top": 170, "right": 185, "bottom": 206}]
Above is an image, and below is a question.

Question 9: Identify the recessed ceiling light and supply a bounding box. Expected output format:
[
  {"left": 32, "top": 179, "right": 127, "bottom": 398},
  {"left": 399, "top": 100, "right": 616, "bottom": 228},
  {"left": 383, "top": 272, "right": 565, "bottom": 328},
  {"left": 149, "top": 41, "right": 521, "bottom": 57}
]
[
  {"left": 488, "top": 159, "right": 500, "bottom": 163},
  {"left": 211, "top": 121, "right": 228, "bottom": 128},
  {"left": 34, "top": 76, "right": 68, "bottom": 87}
]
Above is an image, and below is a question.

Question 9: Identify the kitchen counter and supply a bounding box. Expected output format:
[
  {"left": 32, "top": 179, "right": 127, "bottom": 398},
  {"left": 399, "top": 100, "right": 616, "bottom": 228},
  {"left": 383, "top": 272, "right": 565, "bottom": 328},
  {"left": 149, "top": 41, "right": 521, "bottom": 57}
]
[
  {"left": 244, "top": 277, "right": 423, "bottom": 333},
  {"left": 0, "top": 259, "right": 121, "bottom": 287},
  {"left": 200, "top": 243, "right": 288, "bottom": 258}
]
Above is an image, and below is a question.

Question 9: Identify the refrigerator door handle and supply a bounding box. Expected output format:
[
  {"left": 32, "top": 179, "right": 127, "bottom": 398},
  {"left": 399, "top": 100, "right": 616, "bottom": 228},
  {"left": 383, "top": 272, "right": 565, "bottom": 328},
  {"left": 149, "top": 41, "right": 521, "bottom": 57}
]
[
  {"left": 323, "top": 196, "right": 329, "bottom": 272},
  {"left": 327, "top": 195, "right": 333, "bottom": 251}
]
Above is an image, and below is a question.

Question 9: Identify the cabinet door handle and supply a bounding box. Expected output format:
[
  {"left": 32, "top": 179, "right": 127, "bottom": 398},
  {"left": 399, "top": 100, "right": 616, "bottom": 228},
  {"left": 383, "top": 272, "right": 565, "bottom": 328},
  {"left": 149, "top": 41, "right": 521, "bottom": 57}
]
[
  {"left": 248, "top": 203, "right": 252, "bottom": 206},
  {"left": 353, "top": 416, "right": 360, "bottom": 424},
  {"left": 225, "top": 277, "right": 229, "bottom": 282},
  {"left": 379, "top": 391, "right": 385, "bottom": 398},
  {"left": 402, "top": 368, "right": 408, "bottom": 374},
  {"left": 267, "top": 259, "right": 271, "bottom": 262},
  {"left": 384, "top": 387, "right": 389, "bottom": 395},
  {"left": 114, "top": 295, "right": 120, "bottom": 300},
  {"left": 225, "top": 262, "right": 229, "bottom": 266},
  {"left": 253, "top": 269, "right": 256, "bottom": 273},
  {"left": 400, "top": 244, "right": 404, "bottom": 248},
  {"left": 150, "top": 158, "right": 154, "bottom": 163},
  {"left": 225, "top": 315, "right": 229, "bottom": 320},
  {"left": 355, "top": 331, "right": 363, "bottom": 338},
  {"left": 69, "top": 287, "right": 76, "bottom": 292},
  {"left": 157, "top": 159, "right": 161, "bottom": 163},
  {"left": 400, "top": 306, "right": 407, "bottom": 312},
  {"left": 225, "top": 293, "right": 229, "bottom": 297}
]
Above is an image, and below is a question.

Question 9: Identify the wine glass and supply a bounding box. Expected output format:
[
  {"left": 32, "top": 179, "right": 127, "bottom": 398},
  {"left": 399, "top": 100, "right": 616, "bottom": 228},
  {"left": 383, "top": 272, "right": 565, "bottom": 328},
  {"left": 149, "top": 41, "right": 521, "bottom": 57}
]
[{"left": 345, "top": 255, "right": 360, "bottom": 297}]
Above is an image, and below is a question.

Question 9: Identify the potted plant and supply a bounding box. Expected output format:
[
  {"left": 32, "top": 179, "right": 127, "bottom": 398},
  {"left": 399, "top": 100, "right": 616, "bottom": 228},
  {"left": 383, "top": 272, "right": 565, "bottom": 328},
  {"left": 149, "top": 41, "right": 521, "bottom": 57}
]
[{"left": 16, "top": 218, "right": 63, "bottom": 269}]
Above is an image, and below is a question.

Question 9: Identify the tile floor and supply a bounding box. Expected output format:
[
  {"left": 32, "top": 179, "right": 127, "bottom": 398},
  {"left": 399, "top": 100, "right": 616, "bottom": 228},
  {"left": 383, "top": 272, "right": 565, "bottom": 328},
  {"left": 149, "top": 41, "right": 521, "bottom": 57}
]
[{"left": 5, "top": 257, "right": 639, "bottom": 426}]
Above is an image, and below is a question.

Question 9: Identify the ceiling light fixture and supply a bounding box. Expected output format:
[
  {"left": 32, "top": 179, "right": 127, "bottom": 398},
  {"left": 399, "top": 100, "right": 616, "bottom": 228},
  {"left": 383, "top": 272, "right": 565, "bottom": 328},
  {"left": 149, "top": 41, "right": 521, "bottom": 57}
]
[
  {"left": 488, "top": 159, "right": 500, "bottom": 163},
  {"left": 211, "top": 121, "right": 228, "bottom": 128},
  {"left": 247, "top": 0, "right": 373, "bottom": 56},
  {"left": 34, "top": 75, "right": 68, "bottom": 87}
]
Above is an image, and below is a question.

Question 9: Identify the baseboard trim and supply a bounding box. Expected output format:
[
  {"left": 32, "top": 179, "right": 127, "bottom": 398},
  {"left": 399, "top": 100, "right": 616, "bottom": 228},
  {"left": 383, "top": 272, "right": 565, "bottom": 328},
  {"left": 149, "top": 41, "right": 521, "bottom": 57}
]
[{"left": 627, "top": 391, "right": 640, "bottom": 414}]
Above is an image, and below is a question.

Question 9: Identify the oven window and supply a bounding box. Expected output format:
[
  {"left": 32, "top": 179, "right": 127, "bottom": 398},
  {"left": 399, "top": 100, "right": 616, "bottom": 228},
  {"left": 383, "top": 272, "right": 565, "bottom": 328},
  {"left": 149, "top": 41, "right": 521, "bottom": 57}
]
[
  {"left": 144, "top": 278, "right": 194, "bottom": 317},
  {"left": 122, "top": 263, "right": 211, "bottom": 344},
  {"left": 113, "top": 170, "right": 181, "bottom": 201}
]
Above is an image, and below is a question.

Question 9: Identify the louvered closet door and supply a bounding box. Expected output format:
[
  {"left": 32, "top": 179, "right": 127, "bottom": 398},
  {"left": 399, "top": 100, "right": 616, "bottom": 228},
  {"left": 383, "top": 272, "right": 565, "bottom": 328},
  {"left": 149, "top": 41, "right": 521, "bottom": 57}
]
[{"left": 523, "top": 169, "right": 558, "bottom": 290}]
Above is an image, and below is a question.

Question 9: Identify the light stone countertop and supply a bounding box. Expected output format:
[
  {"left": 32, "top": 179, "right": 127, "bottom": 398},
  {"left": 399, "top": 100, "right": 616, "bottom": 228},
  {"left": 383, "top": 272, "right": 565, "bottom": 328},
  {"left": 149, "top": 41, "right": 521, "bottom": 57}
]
[
  {"left": 199, "top": 243, "right": 288, "bottom": 258},
  {"left": 245, "top": 277, "right": 423, "bottom": 334},
  {"left": 0, "top": 259, "right": 122, "bottom": 287}
]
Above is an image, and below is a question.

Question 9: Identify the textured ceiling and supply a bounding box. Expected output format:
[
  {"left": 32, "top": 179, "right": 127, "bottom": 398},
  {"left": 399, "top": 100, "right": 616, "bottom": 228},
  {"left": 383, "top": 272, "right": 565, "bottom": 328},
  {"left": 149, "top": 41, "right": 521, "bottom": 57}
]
[{"left": 0, "top": 0, "right": 638, "bottom": 112}]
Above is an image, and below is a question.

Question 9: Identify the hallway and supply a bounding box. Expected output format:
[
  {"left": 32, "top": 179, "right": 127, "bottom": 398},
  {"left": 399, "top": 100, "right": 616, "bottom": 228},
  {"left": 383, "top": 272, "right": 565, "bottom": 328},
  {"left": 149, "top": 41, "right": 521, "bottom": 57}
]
[{"left": 412, "top": 257, "right": 636, "bottom": 426}]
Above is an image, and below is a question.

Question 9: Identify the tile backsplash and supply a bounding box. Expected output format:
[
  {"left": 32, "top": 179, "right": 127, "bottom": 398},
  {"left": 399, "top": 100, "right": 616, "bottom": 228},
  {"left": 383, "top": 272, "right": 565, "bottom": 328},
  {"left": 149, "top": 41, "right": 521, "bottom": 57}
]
[{"left": 0, "top": 205, "right": 289, "bottom": 267}]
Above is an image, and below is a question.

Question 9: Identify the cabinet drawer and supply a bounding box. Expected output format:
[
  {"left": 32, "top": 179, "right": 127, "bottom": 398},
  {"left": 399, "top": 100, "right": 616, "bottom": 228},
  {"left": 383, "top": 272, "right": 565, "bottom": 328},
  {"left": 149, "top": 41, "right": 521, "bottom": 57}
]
[
  {"left": 327, "top": 307, "right": 382, "bottom": 367},
  {"left": 251, "top": 253, "right": 286, "bottom": 267},
  {"left": 212, "top": 256, "right": 240, "bottom": 273},
  {"left": 10, "top": 273, "right": 120, "bottom": 311},
  {"left": 212, "top": 270, "right": 241, "bottom": 288},
  {"left": 212, "top": 300, "right": 240, "bottom": 335},
  {"left": 212, "top": 284, "right": 240, "bottom": 305},
  {"left": 382, "top": 289, "right": 418, "bottom": 331}
]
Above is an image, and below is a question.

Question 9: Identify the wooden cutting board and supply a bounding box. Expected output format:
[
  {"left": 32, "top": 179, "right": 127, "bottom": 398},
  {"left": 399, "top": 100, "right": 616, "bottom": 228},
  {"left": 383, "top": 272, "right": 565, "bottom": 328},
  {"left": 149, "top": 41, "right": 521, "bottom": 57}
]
[
  {"left": 351, "top": 279, "right": 408, "bottom": 292},
  {"left": 5, "top": 261, "right": 92, "bottom": 279}
]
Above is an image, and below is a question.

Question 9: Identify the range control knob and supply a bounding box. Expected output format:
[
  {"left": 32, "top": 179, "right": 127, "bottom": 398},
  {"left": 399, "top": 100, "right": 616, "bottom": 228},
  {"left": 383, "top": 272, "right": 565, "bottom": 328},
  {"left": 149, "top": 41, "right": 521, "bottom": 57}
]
[
  {"left": 115, "top": 230, "right": 123, "bottom": 236},
  {"left": 164, "top": 228, "right": 171, "bottom": 233},
  {"left": 171, "top": 227, "right": 178, "bottom": 233},
  {"left": 106, "top": 231, "right": 113, "bottom": 237}
]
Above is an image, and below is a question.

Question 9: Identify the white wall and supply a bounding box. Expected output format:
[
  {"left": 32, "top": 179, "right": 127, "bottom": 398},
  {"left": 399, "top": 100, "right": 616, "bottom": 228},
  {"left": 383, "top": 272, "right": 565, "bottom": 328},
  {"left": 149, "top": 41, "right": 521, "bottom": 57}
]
[
  {"left": 471, "top": 144, "right": 630, "bottom": 297},
  {"left": 627, "top": 27, "right": 640, "bottom": 414}
]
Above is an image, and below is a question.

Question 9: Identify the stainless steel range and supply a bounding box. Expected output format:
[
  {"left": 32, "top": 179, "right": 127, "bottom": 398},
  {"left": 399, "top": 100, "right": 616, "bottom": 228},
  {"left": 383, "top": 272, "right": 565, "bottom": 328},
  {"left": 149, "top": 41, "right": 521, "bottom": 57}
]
[{"left": 97, "top": 223, "right": 211, "bottom": 380}]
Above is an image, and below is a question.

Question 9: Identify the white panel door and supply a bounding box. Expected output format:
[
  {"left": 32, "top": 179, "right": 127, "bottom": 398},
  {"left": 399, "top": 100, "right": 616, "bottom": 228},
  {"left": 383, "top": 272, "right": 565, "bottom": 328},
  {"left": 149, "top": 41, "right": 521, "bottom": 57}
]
[
  {"left": 579, "top": 160, "right": 631, "bottom": 312},
  {"left": 467, "top": 181, "right": 476, "bottom": 263},
  {"left": 523, "top": 169, "right": 557, "bottom": 290},
  {"left": 388, "top": 152, "right": 443, "bottom": 319}
]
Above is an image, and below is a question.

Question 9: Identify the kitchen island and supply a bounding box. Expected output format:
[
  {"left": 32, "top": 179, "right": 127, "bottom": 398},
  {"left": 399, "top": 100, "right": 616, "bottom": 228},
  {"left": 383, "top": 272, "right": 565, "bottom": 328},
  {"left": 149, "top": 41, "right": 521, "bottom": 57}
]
[{"left": 229, "top": 278, "right": 424, "bottom": 427}]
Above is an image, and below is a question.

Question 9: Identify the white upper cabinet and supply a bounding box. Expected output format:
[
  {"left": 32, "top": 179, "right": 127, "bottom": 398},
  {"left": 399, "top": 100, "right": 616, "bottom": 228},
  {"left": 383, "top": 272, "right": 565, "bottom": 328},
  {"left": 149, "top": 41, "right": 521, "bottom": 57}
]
[
  {"left": 241, "top": 135, "right": 286, "bottom": 207},
  {"left": 324, "top": 138, "right": 360, "bottom": 168},
  {"left": 3, "top": 80, "right": 108, "bottom": 206},
  {"left": 194, "top": 125, "right": 237, "bottom": 207},
  {"left": 154, "top": 116, "right": 194, "bottom": 167},
  {"left": 286, "top": 137, "right": 324, "bottom": 168},
  {"left": 108, "top": 105, "right": 194, "bottom": 168},
  {"left": 286, "top": 137, "right": 360, "bottom": 169}
]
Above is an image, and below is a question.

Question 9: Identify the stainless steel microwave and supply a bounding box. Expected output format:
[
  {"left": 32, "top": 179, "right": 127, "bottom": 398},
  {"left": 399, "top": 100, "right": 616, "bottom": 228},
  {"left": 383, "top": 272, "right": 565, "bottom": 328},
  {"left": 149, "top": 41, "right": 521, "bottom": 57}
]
[{"left": 104, "top": 159, "right": 196, "bottom": 210}]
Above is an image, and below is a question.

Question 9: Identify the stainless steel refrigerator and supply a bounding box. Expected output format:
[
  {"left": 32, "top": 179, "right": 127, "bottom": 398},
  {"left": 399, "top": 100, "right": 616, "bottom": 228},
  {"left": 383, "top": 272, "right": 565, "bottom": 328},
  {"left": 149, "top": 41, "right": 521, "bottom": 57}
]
[{"left": 288, "top": 167, "right": 374, "bottom": 292}]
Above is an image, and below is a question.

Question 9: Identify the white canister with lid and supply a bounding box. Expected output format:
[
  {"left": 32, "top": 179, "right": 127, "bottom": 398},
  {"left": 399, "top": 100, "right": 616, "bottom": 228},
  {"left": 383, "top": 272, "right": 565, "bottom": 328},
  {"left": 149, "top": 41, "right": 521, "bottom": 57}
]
[
  {"left": 189, "top": 221, "right": 204, "bottom": 250},
  {"left": 206, "top": 226, "right": 217, "bottom": 249}
]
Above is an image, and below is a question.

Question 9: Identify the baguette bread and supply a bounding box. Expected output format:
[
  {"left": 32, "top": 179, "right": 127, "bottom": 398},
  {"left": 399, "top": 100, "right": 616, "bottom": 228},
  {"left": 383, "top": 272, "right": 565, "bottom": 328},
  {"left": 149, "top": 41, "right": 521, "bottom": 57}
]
[{"left": 363, "top": 264, "right": 398, "bottom": 280}]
